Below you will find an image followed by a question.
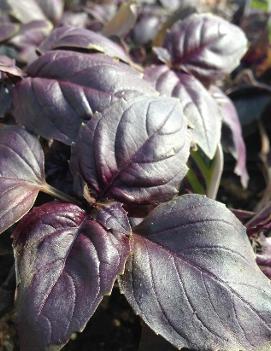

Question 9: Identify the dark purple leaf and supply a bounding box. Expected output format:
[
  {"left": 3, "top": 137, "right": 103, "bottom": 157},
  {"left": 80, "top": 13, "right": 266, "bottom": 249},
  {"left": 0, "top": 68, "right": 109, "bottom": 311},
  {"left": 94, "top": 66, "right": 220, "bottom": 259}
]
[
  {"left": 163, "top": 13, "right": 248, "bottom": 82},
  {"left": 0, "top": 23, "right": 19, "bottom": 43},
  {"left": 119, "top": 194, "right": 271, "bottom": 350},
  {"left": 0, "top": 126, "right": 46, "bottom": 234},
  {"left": 246, "top": 202, "right": 271, "bottom": 236},
  {"left": 13, "top": 201, "right": 130, "bottom": 351},
  {"left": 145, "top": 65, "right": 222, "bottom": 158},
  {"left": 38, "top": 26, "right": 131, "bottom": 64},
  {"left": 71, "top": 95, "right": 191, "bottom": 208},
  {"left": 256, "top": 234, "right": 271, "bottom": 279},
  {"left": 12, "top": 50, "right": 156, "bottom": 144},
  {"left": 211, "top": 86, "right": 248, "bottom": 188}
]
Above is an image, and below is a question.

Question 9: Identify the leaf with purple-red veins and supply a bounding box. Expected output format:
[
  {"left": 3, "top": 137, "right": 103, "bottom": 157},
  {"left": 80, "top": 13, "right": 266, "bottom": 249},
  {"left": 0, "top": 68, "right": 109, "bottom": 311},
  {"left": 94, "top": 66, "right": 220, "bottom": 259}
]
[
  {"left": 211, "top": 86, "right": 248, "bottom": 188},
  {"left": 119, "top": 194, "right": 271, "bottom": 351},
  {"left": 145, "top": 65, "right": 222, "bottom": 158},
  {"left": 38, "top": 26, "right": 131, "bottom": 64},
  {"left": 13, "top": 201, "right": 130, "bottom": 351},
  {"left": 0, "top": 126, "right": 46, "bottom": 234},
  {"left": 12, "top": 50, "right": 156, "bottom": 145},
  {"left": 71, "top": 95, "right": 191, "bottom": 209},
  {"left": 163, "top": 13, "right": 248, "bottom": 82}
]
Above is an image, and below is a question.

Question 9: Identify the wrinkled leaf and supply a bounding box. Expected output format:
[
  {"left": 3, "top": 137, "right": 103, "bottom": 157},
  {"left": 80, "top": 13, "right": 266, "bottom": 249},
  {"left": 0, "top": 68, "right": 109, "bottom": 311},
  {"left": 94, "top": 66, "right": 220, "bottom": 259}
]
[
  {"left": 38, "top": 26, "right": 131, "bottom": 63},
  {"left": 163, "top": 13, "right": 248, "bottom": 82},
  {"left": 211, "top": 87, "right": 248, "bottom": 188},
  {"left": 13, "top": 201, "right": 130, "bottom": 351},
  {"left": 0, "top": 126, "right": 46, "bottom": 234},
  {"left": 145, "top": 65, "right": 222, "bottom": 158},
  {"left": 119, "top": 194, "right": 271, "bottom": 350},
  {"left": 71, "top": 95, "right": 191, "bottom": 208},
  {"left": 12, "top": 50, "right": 156, "bottom": 144}
]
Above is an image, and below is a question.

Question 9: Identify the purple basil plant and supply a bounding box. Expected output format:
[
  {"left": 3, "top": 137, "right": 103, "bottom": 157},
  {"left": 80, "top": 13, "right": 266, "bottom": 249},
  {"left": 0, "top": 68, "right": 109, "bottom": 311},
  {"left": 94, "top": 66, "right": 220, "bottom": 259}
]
[{"left": 0, "top": 5, "right": 271, "bottom": 351}]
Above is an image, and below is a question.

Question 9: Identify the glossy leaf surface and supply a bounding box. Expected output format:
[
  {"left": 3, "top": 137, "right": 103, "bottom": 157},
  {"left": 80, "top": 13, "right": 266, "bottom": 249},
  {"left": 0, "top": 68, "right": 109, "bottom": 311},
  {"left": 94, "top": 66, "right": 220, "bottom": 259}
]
[
  {"left": 0, "top": 126, "right": 46, "bottom": 234},
  {"left": 119, "top": 194, "right": 271, "bottom": 350},
  {"left": 39, "top": 26, "right": 131, "bottom": 63},
  {"left": 163, "top": 13, "right": 248, "bottom": 81},
  {"left": 71, "top": 96, "right": 191, "bottom": 208},
  {"left": 145, "top": 65, "right": 221, "bottom": 158},
  {"left": 13, "top": 50, "right": 156, "bottom": 144},
  {"left": 13, "top": 201, "right": 131, "bottom": 351}
]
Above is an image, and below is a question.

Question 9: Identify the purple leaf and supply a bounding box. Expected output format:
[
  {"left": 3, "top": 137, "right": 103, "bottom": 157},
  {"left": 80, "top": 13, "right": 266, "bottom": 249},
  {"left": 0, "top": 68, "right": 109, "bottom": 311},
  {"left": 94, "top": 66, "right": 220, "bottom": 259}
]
[
  {"left": 10, "top": 20, "right": 53, "bottom": 64},
  {"left": 71, "top": 95, "right": 191, "bottom": 209},
  {"left": 246, "top": 202, "right": 271, "bottom": 237},
  {"left": 0, "top": 55, "right": 24, "bottom": 77},
  {"left": 0, "top": 23, "right": 19, "bottom": 43},
  {"left": 256, "top": 234, "right": 271, "bottom": 279},
  {"left": 119, "top": 194, "right": 271, "bottom": 350},
  {"left": 0, "top": 126, "right": 46, "bottom": 234},
  {"left": 132, "top": 15, "right": 160, "bottom": 45},
  {"left": 163, "top": 13, "right": 248, "bottom": 82},
  {"left": 12, "top": 50, "right": 156, "bottom": 144},
  {"left": 6, "top": 0, "right": 47, "bottom": 23},
  {"left": 13, "top": 201, "right": 130, "bottom": 351},
  {"left": 145, "top": 65, "right": 222, "bottom": 158},
  {"left": 39, "top": 26, "right": 131, "bottom": 64},
  {"left": 211, "top": 86, "right": 248, "bottom": 188},
  {"left": 36, "top": 0, "right": 64, "bottom": 24},
  {"left": 6, "top": 0, "right": 63, "bottom": 24}
]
